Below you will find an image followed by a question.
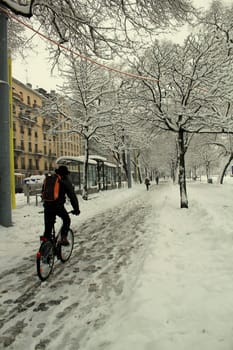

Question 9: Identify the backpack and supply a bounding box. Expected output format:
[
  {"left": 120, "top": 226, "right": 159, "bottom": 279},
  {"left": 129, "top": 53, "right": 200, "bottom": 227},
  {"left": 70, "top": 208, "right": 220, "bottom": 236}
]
[{"left": 42, "top": 174, "right": 61, "bottom": 201}]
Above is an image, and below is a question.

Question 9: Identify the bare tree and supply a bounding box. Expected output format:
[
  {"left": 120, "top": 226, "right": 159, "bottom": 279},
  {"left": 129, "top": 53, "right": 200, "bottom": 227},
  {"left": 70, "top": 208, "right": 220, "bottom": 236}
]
[
  {"left": 125, "top": 31, "right": 233, "bottom": 208},
  {"left": 217, "top": 135, "right": 233, "bottom": 184},
  {"left": 196, "top": 1, "right": 233, "bottom": 181},
  {"left": 29, "top": 0, "right": 195, "bottom": 60},
  {"left": 185, "top": 134, "right": 222, "bottom": 181},
  {"left": 41, "top": 55, "right": 117, "bottom": 199},
  {"left": 92, "top": 80, "right": 156, "bottom": 185},
  {"left": 8, "top": 18, "right": 33, "bottom": 56},
  {"left": 199, "top": 134, "right": 233, "bottom": 184}
]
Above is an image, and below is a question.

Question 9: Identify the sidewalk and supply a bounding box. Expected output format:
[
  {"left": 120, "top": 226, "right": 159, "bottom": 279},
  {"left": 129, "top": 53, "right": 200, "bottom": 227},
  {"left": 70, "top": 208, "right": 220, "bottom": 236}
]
[{"left": 83, "top": 182, "right": 233, "bottom": 350}]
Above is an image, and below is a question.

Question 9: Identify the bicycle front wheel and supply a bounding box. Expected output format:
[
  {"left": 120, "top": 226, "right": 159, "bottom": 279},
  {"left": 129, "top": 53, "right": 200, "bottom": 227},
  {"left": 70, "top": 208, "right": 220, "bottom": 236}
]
[
  {"left": 59, "top": 229, "right": 74, "bottom": 263},
  {"left": 36, "top": 241, "right": 55, "bottom": 281}
]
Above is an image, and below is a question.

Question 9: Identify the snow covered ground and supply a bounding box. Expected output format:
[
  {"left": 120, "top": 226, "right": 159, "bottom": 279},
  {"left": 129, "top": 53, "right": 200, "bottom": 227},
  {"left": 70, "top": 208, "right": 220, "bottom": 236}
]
[{"left": 1, "top": 177, "right": 233, "bottom": 350}]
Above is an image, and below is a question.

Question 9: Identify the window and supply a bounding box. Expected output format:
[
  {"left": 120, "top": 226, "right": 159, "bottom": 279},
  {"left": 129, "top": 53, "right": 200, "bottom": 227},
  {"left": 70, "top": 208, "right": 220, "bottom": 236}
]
[
  {"left": 14, "top": 157, "right": 18, "bottom": 169},
  {"left": 35, "top": 131, "right": 38, "bottom": 138},
  {"left": 19, "top": 91, "right": 23, "bottom": 102},
  {"left": 88, "top": 164, "right": 97, "bottom": 186},
  {"left": 20, "top": 125, "right": 24, "bottom": 134},
  {"left": 35, "top": 144, "right": 38, "bottom": 153},
  {"left": 35, "top": 159, "right": 39, "bottom": 170},
  {"left": 27, "top": 96, "right": 31, "bottom": 105},
  {"left": 21, "top": 157, "right": 25, "bottom": 169},
  {"left": 28, "top": 128, "right": 31, "bottom": 136},
  {"left": 28, "top": 142, "right": 32, "bottom": 152},
  {"left": 20, "top": 140, "right": 24, "bottom": 150},
  {"left": 29, "top": 159, "right": 33, "bottom": 169}
]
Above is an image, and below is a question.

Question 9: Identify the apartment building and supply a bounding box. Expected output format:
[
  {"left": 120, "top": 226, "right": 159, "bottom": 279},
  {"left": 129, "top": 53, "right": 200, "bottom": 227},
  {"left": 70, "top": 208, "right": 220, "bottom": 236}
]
[{"left": 12, "top": 78, "right": 82, "bottom": 176}]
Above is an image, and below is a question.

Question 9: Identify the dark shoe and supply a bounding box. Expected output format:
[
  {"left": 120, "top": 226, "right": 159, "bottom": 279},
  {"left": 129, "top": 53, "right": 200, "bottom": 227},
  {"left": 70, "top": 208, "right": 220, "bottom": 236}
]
[{"left": 60, "top": 236, "right": 69, "bottom": 246}]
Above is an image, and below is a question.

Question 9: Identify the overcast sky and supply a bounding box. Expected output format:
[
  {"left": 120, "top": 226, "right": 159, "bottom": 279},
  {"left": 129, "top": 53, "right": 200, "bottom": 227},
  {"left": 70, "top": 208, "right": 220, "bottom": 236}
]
[{"left": 12, "top": 0, "right": 233, "bottom": 92}]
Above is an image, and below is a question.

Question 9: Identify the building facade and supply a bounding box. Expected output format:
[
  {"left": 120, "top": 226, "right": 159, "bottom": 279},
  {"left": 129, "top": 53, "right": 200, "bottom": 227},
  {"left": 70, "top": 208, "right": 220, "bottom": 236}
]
[{"left": 12, "top": 78, "right": 82, "bottom": 177}]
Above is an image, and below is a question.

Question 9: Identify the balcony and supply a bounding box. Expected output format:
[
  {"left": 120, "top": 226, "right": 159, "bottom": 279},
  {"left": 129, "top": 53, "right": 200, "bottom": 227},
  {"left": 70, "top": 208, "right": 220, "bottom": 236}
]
[
  {"left": 46, "top": 152, "right": 57, "bottom": 159},
  {"left": 12, "top": 90, "right": 21, "bottom": 101},
  {"left": 14, "top": 147, "right": 24, "bottom": 153},
  {"left": 18, "top": 111, "right": 36, "bottom": 124},
  {"left": 34, "top": 151, "right": 44, "bottom": 157}
]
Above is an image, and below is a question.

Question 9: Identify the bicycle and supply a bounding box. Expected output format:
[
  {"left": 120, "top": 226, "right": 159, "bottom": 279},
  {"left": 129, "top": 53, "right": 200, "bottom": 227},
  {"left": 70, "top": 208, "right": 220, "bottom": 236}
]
[{"left": 36, "top": 212, "right": 74, "bottom": 281}]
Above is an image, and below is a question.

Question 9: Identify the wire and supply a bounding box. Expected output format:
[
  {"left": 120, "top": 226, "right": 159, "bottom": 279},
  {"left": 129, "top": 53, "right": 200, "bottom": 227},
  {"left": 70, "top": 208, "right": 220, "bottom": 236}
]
[{"left": 2, "top": 7, "right": 159, "bottom": 83}]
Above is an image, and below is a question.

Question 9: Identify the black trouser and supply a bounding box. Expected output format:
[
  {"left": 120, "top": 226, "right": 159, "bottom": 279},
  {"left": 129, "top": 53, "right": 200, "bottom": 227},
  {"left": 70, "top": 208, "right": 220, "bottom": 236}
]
[{"left": 44, "top": 203, "right": 70, "bottom": 239}]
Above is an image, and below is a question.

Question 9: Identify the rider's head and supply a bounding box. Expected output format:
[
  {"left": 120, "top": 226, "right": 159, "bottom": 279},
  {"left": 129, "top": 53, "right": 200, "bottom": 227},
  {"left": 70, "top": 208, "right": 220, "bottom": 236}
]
[{"left": 55, "top": 165, "right": 70, "bottom": 177}]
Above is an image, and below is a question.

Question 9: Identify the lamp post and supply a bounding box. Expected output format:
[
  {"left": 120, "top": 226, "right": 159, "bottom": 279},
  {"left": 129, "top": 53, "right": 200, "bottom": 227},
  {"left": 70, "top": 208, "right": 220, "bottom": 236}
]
[{"left": 0, "top": 0, "right": 34, "bottom": 226}]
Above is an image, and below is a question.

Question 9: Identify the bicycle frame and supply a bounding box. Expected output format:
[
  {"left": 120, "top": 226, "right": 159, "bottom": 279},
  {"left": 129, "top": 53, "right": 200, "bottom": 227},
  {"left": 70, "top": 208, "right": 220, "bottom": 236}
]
[
  {"left": 36, "top": 212, "right": 74, "bottom": 281},
  {"left": 39, "top": 218, "right": 59, "bottom": 243}
]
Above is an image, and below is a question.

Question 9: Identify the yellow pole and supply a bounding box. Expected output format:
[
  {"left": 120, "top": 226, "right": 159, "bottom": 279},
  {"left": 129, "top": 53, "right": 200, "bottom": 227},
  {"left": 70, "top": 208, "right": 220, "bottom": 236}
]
[{"left": 8, "top": 53, "right": 16, "bottom": 209}]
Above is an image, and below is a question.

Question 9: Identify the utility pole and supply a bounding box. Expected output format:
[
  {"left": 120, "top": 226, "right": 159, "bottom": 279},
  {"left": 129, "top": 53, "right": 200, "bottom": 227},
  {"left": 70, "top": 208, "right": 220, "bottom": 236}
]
[
  {"left": 0, "top": 6, "right": 12, "bottom": 226},
  {"left": 0, "top": 1, "right": 34, "bottom": 226}
]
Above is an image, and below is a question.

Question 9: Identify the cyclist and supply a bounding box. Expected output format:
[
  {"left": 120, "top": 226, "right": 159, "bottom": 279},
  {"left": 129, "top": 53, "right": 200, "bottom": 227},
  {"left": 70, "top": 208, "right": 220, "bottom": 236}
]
[{"left": 43, "top": 165, "right": 80, "bottom": 245}]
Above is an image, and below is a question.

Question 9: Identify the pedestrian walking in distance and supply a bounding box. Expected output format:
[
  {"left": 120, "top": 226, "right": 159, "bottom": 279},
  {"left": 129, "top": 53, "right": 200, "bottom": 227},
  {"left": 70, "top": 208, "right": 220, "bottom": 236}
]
[{"left": 145, "top": 177, "right": 150, "bottom": 191}]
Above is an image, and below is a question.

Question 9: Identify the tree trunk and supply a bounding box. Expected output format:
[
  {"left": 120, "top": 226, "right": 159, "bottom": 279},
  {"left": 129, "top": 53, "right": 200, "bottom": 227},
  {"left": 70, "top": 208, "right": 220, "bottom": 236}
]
[
  {"left": 219, "top": 153, "right": 233, "bottom": 184},
  {"left": 138, "top": 166, "right": 142, "bottom": 184},
  {"left": 178, "top": 128, "right": 188, "bottom": 208},
  {"left": 131, "top": 155, "right": 142, "bottom": 184},
  {"left": 122, "top": 150, "right": 128, "bottom": 180},
  {"left": 171, "top": 160, "right": 177, "bottom": 184},
  {"left": 117, "top": 164, "right": 122, "bottom": 188},
  {"left": 112, "top": 151, "right": 122, "bottom": 188},
  {"left": 96, "top": 162, "right": 101, "bottom": 191},
  {"left": 192, "top": 165, "right": 197, "bottom": 180},
  {"left": 82, "top": 137, "right": 89, "bottom": 200},
  {"left": 205, "top": 161, "right": 210, "bottom": 182},
  {"left": 134, "top": 151, "right": 142, "bottom": 183}
]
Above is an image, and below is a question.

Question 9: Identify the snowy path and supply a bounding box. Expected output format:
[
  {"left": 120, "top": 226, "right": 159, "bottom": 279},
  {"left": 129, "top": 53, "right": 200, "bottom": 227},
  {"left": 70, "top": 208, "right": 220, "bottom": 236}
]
[
  {"left": 1, "top": 182, "right": 233, "bottom": 350},
  {"left": 0, "top": 184, "right": 157, "bottom": 350},
  {"left": 84, "top": 183, "right": 233, "bottom": 350}
]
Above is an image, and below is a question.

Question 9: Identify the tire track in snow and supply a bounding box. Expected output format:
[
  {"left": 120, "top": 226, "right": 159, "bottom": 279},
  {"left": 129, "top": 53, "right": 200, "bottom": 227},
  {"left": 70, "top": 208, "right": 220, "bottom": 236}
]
[{"left": 0, "top": 186, "right": 158, "bottom": 349}]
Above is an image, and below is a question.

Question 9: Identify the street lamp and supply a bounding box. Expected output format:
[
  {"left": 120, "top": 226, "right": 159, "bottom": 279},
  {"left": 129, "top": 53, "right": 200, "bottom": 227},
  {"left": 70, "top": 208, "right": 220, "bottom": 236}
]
[{"left": 0, "top": 0, "right": 34, "bottom": 226}]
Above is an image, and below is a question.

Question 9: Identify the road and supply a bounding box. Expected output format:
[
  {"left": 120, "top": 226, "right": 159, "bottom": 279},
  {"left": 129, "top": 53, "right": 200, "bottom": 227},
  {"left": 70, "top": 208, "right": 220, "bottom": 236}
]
[{"left": 0, "top": 185, "right": 158, "bottom": 350}]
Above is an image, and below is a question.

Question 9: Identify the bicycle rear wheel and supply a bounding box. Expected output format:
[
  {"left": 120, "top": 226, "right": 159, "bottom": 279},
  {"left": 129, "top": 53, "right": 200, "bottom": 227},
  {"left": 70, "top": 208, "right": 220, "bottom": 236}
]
[
  {"left": 36, "top": 241, "right": 55, "bottom": 281},
  {"left": 59, "top": 229, "right": 74, "bottom": 263}
]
